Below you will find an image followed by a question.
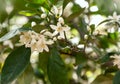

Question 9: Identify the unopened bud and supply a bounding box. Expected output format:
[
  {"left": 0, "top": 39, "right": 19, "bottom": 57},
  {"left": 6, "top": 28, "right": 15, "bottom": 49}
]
[
  {"left": 84, "top": 34, "right": 88, "bottom": 40},
  {"left": 58, "top": 17, "right": 64, "bottom": 24},
  {"left": 41, "top": 13, "right": 47, "bottom": 18}
]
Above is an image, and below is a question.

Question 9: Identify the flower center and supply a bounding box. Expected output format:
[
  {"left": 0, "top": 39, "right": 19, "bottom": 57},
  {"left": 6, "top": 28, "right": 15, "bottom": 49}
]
[{"left": 57, "top": 27, "right": 63, "bottom": 32}]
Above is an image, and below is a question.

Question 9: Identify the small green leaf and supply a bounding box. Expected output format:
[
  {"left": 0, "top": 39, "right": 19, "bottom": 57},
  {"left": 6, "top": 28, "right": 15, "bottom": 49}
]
[
  {"left": 1, "top": 45, "right": 31, "bottom": 84},
  {"left": 47, "top": 47, "right": 69, "bottom": 84},
  {"left": 19, "top": 10, "right": 36, "bottom": 16},
  {"left": 113, "top": 70, "right": 120, "bottom": 84}
]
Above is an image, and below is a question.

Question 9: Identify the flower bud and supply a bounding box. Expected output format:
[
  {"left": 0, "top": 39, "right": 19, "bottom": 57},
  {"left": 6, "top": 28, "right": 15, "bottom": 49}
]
[
  {"left": 84, "top": 34, "right": 88, "bottom": 40},
  {"left": 41, "top": 13, "right": 47, "bottom": 18}
]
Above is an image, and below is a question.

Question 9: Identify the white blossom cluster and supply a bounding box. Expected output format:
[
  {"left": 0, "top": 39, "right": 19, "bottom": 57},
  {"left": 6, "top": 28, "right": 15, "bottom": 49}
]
[
  {"left": 111, "top": 55, "right": 120, "bottom": 69},
  {"left": 20, "top": 30, "right": 53, "bottom": 52},
  {"left": 93, "top": 12, "right": 120, "bottom": 35},
  {"left": 20, "top": 5, "right": 71, "bottom": 53}
]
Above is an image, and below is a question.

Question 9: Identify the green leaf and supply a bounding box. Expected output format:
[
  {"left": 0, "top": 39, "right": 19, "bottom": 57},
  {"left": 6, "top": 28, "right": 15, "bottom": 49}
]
[
  {"left": 1, "top": 45, "right": 31, "bottom": 84},
  {"left": 113, "top": 70, "right": 120, "bottom": 84},
  {"left": 47, "top": 47, "right": 69, "bottom": 84},
  {"left": 92, "top": 74, "right": 113, "bottom": 84}
]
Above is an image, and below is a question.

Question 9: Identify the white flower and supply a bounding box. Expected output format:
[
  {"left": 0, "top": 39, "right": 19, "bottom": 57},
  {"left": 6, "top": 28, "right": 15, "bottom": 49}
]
[
  {"left": 51, "top": 5, "right": 63, "bottom": 18},
  {"left": 20, "top": 31, "right": 32, "bottom": 47},
  {"left": 50, "top": 22, "right": 70, "bottom": 39},
  {"left": 108, "top": 12, "right": 120, "bottom": 21},
  {"left": 111, "top": 55, "right": 120, "bottom": 69}
]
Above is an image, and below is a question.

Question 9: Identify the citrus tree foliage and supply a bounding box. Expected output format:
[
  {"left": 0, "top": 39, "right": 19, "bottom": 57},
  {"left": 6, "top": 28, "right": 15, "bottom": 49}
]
[{"left": 1, "top": 0, "right": 120, "bottom": 84}]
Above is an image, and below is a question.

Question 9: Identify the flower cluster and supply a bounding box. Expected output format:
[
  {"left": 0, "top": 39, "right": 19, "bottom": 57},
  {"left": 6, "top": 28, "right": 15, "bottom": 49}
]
[
  {"left": 20, "top": 30, "right": 53, "bottom": 52},
  {"left": 50, "top": 6, "right": 70, "bottom": 39},
  {"left": 19, "top": 5, "right": 71, "bottom": 53},
  {"left": 111, "top": 55, "right": 120, "bottom": 69}
]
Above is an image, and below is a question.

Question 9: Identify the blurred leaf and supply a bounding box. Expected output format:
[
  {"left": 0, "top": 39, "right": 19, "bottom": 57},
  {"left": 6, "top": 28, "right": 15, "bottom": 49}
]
[
  {"left": 78, "top": 18, "right": 87, "bottom": 40},
  {"left": 1, "top": 45, "right": 31, "bottom": 84},
  {"left": 75, "top": 52, "right": 87, "bottom": 65},
  {"left": 47, "top": 47, "right": 69, "bottom": 84},
  {"left": 107, "top": 32, "right": 119, "bottom": 45},
  {"left": 26, "top": 3, "right": 41, "bottom": 9},
  {"left": 0, "top": 0, "right": 8, "bottom": 23},
  {"left": 49, "top": 0, "right": 59, "bottom": 5},
  {"left": 92, "top": 74, "right": 113, "bottom": 84},
  {"left": 19, "top": 10, "right": 36, "bottom": 16},
  {"left": 17, "top": 64, "right": 34, "bottom": 84},
  {"left": 76, "top": 64, "right": 84, "bottom": 77},
  {"left": 32, "top": 25, "right": 46, "bottom": 33},
  {"left": 97, "top": 36, "right": 110, "bottom": 49},
  {"left": 67, "top": 8, "right": 85, "bottom": 22},
  {"left": 25, "top": 0, "right": 50, "bottom": 10},
  {"left": 113, "top": 70, "right": 120, "bottom": 84},
  {"left": 0, "top": 11, "right": 8, "bottom": 23},
  {"left": 38, "top": 52, "right": 49, "bottom": 74},
  {"left": 26, "top": 0, "right": 45, "bottom": 4},
  {"left": 12, "top": 0, "right": 27, "bottom": 10},
  {"left": 94, "top": 0, "right": 115, "bottom": 15}
]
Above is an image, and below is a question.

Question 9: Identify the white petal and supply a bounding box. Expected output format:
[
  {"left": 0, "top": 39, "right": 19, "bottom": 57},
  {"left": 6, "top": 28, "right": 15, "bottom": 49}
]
[
  {"left": 57, "top": 22, "right": 62, "bottom": 27},
  {"left": 52, "top": 31, "right": 58, "bottom": 36},
  {"left": 50, "top": 25, "right": 57, "bottom": 30},
  {"left": 38, "top": 47, "right": 43, "bottom": 52},
  {"left": 53, "top": 6, "right": 58, "bottom": 15},
  {"left": 44, "top": 31, "right": 53, "bottom": 37},
  {"left": 58, "top": 6, "right": 63, "bottom": 16},
  {"left": 58, "top": 17, "right": 64, "bottom": 24},
  {"left": 46, "top": 40, "right": 54, "bottom": 45},
  {"left": 59, "top": 31, "right": 65, "bottom": 38},
  {"left": 44, "top": 45, "right": 49, "bottom": 52}
]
